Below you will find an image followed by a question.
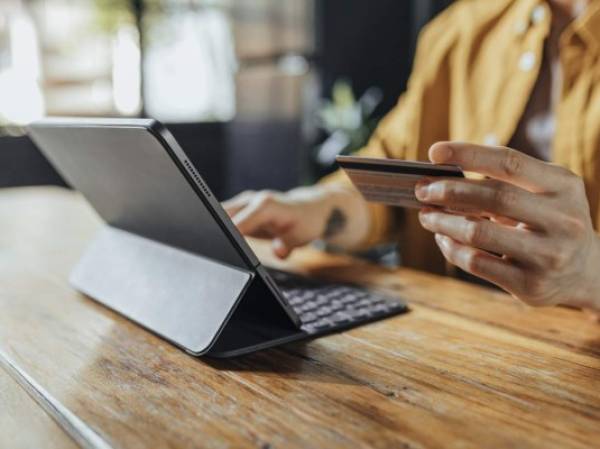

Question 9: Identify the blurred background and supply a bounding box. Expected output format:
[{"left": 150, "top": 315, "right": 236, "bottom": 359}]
[{"left": 0, "top": 0, "right": 452, "bottom": 199}]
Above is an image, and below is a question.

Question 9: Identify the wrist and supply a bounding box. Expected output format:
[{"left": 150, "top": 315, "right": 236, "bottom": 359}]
[{"left": 315, "top": 184, "right": 371, "bottom": 249}]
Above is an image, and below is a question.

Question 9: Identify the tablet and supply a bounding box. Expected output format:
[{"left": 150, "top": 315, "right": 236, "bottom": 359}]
[
  {"left": 29, "top": 117, "right": 259, "bottom": 269},
  {"left": 336, "top": 155, "right": 464, "bottom": 209}
]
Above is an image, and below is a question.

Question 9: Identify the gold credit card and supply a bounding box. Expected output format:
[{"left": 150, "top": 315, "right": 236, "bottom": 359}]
[{"left": 336, "top": 155, "right": 464, "bottom": 209}]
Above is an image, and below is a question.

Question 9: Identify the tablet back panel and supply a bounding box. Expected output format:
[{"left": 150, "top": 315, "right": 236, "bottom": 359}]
[{"left": 29, "top": 119, "right": 253, "bottom": 270}]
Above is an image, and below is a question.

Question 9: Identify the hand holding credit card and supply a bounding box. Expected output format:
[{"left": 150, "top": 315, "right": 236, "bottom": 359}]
[{"left": 336, "top": 155, "right": 464, "bottom": 209}]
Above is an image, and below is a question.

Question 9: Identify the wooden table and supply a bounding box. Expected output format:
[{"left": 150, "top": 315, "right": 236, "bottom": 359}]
[{"left": 2, "top": 186, "right": 600, "bottom": 449}]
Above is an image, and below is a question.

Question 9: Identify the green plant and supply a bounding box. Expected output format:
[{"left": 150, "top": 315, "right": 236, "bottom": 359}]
[
  {"left": 314, "top": 79, "right": 383, "bottom": 167},
  {"left": 92, "top": 0, "right": 135, "bottom": 33}
]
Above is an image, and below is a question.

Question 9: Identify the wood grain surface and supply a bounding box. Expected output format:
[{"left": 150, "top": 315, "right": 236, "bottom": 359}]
[
  {"left": 0, "top": 363, "right": 79, "bottom": 449},
  {"left": 1, "top": 186, "right": 600, "bottom": 449}
]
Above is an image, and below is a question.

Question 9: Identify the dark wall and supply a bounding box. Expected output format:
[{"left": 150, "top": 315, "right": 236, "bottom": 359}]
[
  {"left": 315, "top": 0, "right": 413, "bottom": 116},
  {"left": 316, "top": 0, "right": 453, "bottom": 116},
  {"left": 225, "top": 120, "right": 303, "bottom": 199}
]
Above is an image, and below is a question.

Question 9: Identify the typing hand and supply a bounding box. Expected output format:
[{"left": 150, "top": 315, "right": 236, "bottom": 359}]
[
  {"left": 223, "top": 188, "right": 331, "bottom": 259},
  {"left": 415, "top": 141, "right": 600, "bottom": 311},
  {"left": 223, "top": 185, "right": 370, "bottom": 259}
]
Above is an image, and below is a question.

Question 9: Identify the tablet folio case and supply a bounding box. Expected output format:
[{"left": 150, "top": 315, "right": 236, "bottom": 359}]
[{"left": 70, "top": 226, "right": 299, "bottom": 356}]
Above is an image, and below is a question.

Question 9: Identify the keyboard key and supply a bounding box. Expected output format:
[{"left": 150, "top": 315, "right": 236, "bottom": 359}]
[{"left": 301, "top": 312, "right": 318, "bottom": 323}]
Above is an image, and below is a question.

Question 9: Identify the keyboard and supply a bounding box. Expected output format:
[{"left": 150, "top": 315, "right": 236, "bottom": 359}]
[{"left": 266, "top": 268, "right": 407, "bottom": 334}]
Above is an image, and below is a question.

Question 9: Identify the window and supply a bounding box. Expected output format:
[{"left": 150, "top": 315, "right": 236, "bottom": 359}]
[{"left": 0, "top": 0, "right": 315, "bottom": 124}]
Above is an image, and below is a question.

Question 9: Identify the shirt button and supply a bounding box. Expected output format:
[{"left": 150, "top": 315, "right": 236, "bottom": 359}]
[
  {"left": 531, "top": 4, "right": 546, "bottom": 24},
  {"left": 518, "top": 51, "right": 536, "bottom": 71},
  {"left": 484, "top": 133, "right": 499, "bottom": 146}
]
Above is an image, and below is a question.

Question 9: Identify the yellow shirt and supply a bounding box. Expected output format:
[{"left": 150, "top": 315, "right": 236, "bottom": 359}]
[{"left": 323, "top": 0, "right": 600, "bottom": 274}]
